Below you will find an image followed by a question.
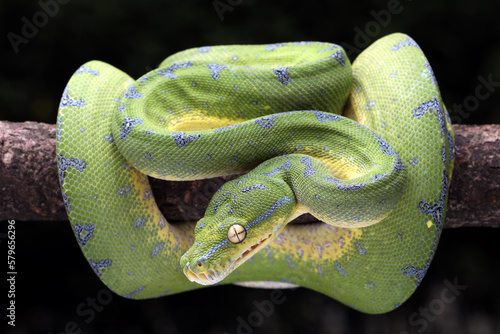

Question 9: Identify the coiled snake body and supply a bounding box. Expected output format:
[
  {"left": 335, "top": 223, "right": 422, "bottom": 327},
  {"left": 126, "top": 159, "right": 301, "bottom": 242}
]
[{"left": 57, "top": 33, "right": 454, "bottom": 313}]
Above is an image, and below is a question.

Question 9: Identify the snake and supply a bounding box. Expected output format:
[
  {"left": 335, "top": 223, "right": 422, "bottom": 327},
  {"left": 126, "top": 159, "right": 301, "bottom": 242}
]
[{"left": 56, "top": 33, "right": 454, "bottom": 314}]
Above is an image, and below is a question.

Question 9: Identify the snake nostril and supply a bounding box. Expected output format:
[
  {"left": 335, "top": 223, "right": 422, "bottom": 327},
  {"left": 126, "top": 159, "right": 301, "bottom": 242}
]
[{"left": 197, "top": 262, "right": 203, "bottom": 268}]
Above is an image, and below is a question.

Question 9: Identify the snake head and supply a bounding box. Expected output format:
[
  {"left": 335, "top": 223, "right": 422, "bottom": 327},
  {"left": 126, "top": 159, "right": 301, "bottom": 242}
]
[
  {"left": 180, "top": 176, "right": 296, "bottom": 285},
  {"left": 180, "top": 215, "right": 287, "bottom": 285}
]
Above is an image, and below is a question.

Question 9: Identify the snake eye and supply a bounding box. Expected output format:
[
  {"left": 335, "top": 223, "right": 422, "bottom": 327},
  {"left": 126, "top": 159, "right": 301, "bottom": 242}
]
[{"left": 227, "top": 224, "right": 247, "bottom": 244}]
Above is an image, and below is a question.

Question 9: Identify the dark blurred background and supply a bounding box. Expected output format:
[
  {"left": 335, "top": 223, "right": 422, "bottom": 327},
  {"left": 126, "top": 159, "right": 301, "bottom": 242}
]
[{"left": 1, "top": 0, "right": 499, "bottom": 333}]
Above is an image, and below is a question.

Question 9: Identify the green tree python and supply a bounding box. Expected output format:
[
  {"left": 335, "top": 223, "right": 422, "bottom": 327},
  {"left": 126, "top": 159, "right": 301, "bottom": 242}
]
[{"left": 56, "top": 33, "right": 454, "bottom": 314}]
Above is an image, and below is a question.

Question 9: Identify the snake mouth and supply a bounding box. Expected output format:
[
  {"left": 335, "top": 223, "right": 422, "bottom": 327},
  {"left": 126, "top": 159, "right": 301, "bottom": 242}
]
[
  {"left": 232, "top": 233, "right": 272, "bottom": 269},
  {"left": 184, "top": 233, "right": 273, "bottom": 285},
  {"left": 184, "top": 267, "right": 220, "bottom": 285}
]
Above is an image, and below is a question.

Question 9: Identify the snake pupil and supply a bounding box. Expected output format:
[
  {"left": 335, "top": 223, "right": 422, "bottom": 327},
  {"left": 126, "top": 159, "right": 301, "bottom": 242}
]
[{"left": 227, "top": 224, "right": 247, "bottom": 244}]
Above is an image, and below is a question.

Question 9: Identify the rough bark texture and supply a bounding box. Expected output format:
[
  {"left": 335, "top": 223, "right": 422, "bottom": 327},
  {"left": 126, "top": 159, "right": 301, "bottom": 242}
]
[
  {"left": 1, "top": 121, "right": 499, "bottom": 228},
  {"left": 446, "top": 124, "right": 500, "bottom": 228}
]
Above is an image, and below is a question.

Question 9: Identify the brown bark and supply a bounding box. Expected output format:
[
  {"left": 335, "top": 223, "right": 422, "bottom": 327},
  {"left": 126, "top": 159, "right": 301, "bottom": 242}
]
[
  {"left": 446, "top": 124, "right": 500, "bottom": 228},
  {"left": 1, "top": 121, "right": 499, "bottom": 228}
]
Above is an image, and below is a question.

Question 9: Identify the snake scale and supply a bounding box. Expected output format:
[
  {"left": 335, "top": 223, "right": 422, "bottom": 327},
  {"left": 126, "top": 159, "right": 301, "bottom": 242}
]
[{"left": 56, "top": 33, "right": 454, "bottom": 313}]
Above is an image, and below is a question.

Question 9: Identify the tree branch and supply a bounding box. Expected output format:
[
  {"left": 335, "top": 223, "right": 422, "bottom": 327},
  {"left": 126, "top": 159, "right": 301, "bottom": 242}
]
[{"left": 1, "top": 121, "right": 499, "bottom": 228}]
